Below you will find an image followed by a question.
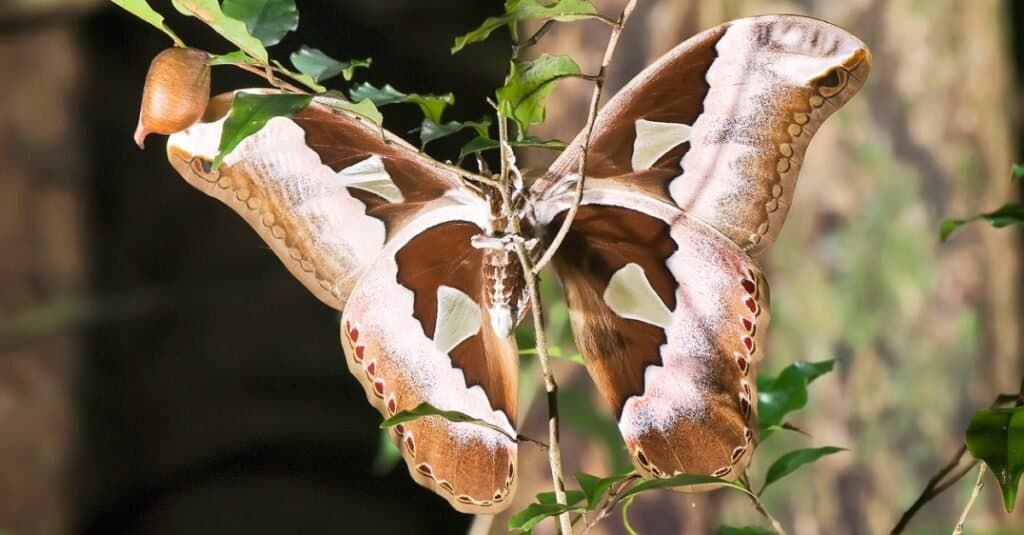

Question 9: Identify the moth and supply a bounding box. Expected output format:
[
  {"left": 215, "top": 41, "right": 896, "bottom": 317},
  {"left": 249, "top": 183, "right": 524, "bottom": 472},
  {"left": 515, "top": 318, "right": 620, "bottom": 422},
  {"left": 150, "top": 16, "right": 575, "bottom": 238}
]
[{"left": 159, "top": 15, "right": 869, "bottom": 513}]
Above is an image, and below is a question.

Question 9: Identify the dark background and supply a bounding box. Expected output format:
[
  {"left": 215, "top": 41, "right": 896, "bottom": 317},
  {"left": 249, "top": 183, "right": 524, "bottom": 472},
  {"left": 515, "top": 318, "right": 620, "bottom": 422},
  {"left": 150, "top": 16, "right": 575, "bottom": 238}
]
[{"left": 0, "top": 1, "right": 1022, "bottom": 534}]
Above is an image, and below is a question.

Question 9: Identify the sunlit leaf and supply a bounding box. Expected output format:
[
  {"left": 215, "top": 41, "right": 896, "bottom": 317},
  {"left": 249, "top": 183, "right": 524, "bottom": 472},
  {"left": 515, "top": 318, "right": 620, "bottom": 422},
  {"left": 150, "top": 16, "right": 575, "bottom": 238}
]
[
  {"left": 757, "top": 359, "right": 835, "bottom": 439},
  {"left": 111, "top": 0, "right": 185, "bottom": 46},
  {"left": 370, "top": 428, "right": 401, "bottom": 476},
  {"left": 760, "top": 446, "right": 846, "bottom": 494},
  {"left": 348, "top": 82, "right": 454, "bottom": 124},
  {"left": 497, "top": 54, "right": 581, "bottom": 136},
  {"left": 965, "top": 407, "right": 1024, "bottom": 512},
  {"left": 717, "top": 526, "right": 777, "bottom": 535},
  {"left": 452, "top": 0, "right": 601, "bottom": 53},
  {"left": 290, "top": 46, "right": 371, "bottom": 82},
  {"left": 214, "top": 92, "right": 312, "bottom": 169},
  {"left": 380, "top": 402, "right": 515, "bottom": 441},
  {"left": 940, "top": 203, "right": 1024, "bottom": 241},
  {"left": 221, "top": 0, "right": 298, "bottom": 46},
  {"left": 172, "top": 0, "right": 268, "bottom": 63}
]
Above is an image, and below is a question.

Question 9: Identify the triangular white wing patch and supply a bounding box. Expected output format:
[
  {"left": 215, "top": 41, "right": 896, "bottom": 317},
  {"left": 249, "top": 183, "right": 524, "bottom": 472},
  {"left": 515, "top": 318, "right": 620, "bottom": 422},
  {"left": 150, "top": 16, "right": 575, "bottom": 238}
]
[
  {"left": 336, "top": 155, "right": 404, "bottom": 202},
  {"left": 631, "top": 119, "right": 692, "bottom": 171},
  {"left": 433, "top": 285, "right": 482, "bottom": 354},
  {"left": 603, "top": 263, "right": 673, "bottom": 329}
]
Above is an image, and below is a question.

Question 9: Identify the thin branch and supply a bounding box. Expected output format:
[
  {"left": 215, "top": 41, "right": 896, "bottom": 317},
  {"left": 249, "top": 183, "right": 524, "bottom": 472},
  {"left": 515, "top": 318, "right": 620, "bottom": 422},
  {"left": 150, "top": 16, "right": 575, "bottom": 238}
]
[
  {"left": 532, "top": 0, "right": 637, "bottom": 274},
  {"left": 952, "top": 464, "right": 986, "bottom": 535},
  {"left": 513, "top": 19, "right": 557, "bottom": 59},
  {"left": 234, "top": 62, "right": 307, "bottom": 94},
  {"left": 740, "top": 473, "right": 788, "bottom": 535}
]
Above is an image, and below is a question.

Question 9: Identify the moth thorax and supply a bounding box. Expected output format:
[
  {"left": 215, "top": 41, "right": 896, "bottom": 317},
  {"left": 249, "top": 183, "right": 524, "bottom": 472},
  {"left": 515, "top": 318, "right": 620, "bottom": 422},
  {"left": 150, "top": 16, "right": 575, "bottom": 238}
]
[{"left": 481, "top": 247, "right": 527, "bottom": 339}]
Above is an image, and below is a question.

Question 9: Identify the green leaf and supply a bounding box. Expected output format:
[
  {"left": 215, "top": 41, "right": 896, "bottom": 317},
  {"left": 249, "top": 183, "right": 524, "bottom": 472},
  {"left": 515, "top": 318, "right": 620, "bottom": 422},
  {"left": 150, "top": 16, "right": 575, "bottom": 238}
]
[
  {"left": 111, "top": 0, "right": 185, "bottom": 46},
  {"left": 1011, "top": 163, "right": 1024, "bottom": 180},
  {"left": 535, "top": 489, "right": 586, "bottom": 505},
  {"left": 214, "top": 92, "right": 312, "bottom": 169},
  {"left": 620, "top": 474, "right": 746, "bottom": 501},
  {"left": 380, "top": 402, "right": 515, "bottom": 441},
  {"left": 172, "top": 0, "right": 269, "bottom": 63},
  {"left": 221, "top": 0, "right": 298, "bottom": 46},
  {"left": 717, "top": 527, "right": 778, "bottom": 535},
  {"left": 452, "top": 0, "right": 601, "bottom": 53},
  {"left": 756, "top": 359, "right": 835, "bottom": 439},
  {"left": 965, "top": 407, "right": 1024, "bottom": 512},
  {"left": 497, "top": 54, "right": 581, "bottom": 136},
  {"left": 576, "top": 472, "right": 630, "bottom": 510},
  {"left": 290, "top": 46, "right": 371, "bottom": 83},
  {"left": 459, "top": 135, "right": 566, "bottom": 159},
  {"left": 760, "top": 446, "right": 846, "bottom": 493},
  {"left": 508, "top": 500, "right": 583, "bottom": 532},
  {"left": 418, "top": 117, "right": 490, "bottom": 148},
  {"left": 940, "top": 203, "right": 1024, "bottom": 241},
  {"left": 348, "top": 82, "right": 454, "bottom": 124},
  {"left": 370, "top": 428, "right": 401, "bottom": 476},
  {"left": 207, "top": 50, "right": 260, "bottom": 66}
]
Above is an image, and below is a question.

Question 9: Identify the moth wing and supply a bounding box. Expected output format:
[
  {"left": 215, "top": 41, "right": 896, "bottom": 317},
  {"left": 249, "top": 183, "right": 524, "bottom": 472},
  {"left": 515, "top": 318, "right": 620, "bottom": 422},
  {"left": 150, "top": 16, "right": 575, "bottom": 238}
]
[
  {"left": 166, "top": 91, "right": 465, "bottom": 308},
  {"left": 340, "top": 202, "right": 520, "bottom": 514},
  {"left": 538, "top": 190, "right": 767, "bottom": 481},
  {"left": 533, "top": 14, "right": 870, "bottom": 253}
]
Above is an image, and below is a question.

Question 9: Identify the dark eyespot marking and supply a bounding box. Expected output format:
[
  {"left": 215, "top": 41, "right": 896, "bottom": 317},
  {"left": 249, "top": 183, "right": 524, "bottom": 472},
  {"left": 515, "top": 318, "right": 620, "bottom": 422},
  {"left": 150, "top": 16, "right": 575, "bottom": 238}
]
[{"left": 817, "top": 68, "right": 849, "bottom": 98}]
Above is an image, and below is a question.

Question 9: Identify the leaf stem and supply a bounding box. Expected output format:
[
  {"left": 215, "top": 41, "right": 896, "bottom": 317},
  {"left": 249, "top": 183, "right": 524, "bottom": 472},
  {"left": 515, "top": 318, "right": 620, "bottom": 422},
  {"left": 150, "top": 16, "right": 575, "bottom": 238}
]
[
  {"left": 952, "top": 464, "right": 986, "bottom": 535},
  {"left": 740, "top": 473, "right": 788, "bottom": 535},
  {"left": 532, "top": 0, "right": 637, "bottom": 274},
  {"left": 581, "top": 474, "right": 640, "bottom": 534}
]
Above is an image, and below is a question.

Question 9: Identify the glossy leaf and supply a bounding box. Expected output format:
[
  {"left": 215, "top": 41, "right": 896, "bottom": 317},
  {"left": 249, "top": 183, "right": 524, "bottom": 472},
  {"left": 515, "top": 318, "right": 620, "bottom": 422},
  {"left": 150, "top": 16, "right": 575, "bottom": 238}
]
[
  {"left": 214, "top": 92, "right": 312, "bottom": 169},
  {"left": 497, "top": 54, "right": 581, "bottom": 135},
  {"left": 757, "top": 359, "right": 835, "bottom": 439},
  {"left": 535, "top": 489, "right": 586, "bottom": 505},
  {"left": 171, "top": 0, "right": 268, "bottom": 63},
  {"left": 760, "top": 446, "right": 846, "bottom": 493},
  {"left": 348, "top": 82, "right": 454, "bottom": 124},
  {"left": 940, "top": 203, "right": 1024, "bottom": 241},
  {"left": 452, "top": 0, "right": 601, "bottom": 53},
  {"left": 290, "top": 46, "right": 371, "bottom": 83},
  {"left": 965, "top": 407, "right": 1024, "bottom": 512},
  {"left": 111, "top": 0, "right": 185, "bottom": 46},
  {"left": 380, "top": 402, "right": 516, "bottom": 442},
  {"left": 221, "top": 0, "right": 298, "bottom": 46}
]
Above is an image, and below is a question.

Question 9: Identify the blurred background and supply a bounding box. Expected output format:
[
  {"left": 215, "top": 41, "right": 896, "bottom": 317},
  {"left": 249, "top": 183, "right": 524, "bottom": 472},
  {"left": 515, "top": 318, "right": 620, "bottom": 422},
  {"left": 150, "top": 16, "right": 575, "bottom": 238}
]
[{"left": 0, "top": 0, "right": 1021, "bottom": 534}]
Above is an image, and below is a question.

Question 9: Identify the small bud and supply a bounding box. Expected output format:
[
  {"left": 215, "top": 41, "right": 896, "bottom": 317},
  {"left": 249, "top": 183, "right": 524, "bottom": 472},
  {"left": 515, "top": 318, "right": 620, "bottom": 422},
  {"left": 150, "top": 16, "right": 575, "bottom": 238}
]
[{"left": 134, "top": 47, "right": 211, "bottom": 148}]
